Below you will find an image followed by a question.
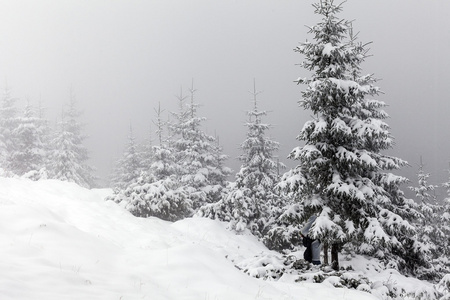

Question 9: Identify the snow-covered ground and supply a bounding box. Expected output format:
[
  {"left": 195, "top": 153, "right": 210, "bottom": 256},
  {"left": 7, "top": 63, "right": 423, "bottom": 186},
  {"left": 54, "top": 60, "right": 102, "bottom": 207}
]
[{"left": 0, "top": 178, "right": 443, "bottom": 299}]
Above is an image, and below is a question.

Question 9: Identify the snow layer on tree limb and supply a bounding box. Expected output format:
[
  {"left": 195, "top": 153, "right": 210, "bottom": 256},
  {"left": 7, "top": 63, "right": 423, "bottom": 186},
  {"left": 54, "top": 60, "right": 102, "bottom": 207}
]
[
  {"left": 328, "top": 172, "right": 376, "bottom": 201},
  {"left": 379, "top": 209, "right": 414, "bottom": 234},
  {"left": 345, "top": 219, "right": 356, "bottom": 235},
  {"left": 295, "top": 144, "right": 321, "bottom": 160},
  {"left": 364, "top": 218, "right": 391, "bottom": 246},
  {"left": 277, "top": 169, "right": 306, "bottom": 194},
  {"left": 331, "top": 117, "right": 352, "bottom": 135},
  {"left": 322, "top": 42, "right": 336, "bottom": 56},
  {"left": 309, "top": 207, "right": 345, "bottom": 241}
]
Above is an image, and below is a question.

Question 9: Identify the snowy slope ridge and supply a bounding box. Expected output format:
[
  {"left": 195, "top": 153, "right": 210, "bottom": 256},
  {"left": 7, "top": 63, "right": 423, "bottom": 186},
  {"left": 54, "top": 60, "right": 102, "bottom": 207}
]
[{"left": 0, "top": 178, "right": 443, "bottom": 300}]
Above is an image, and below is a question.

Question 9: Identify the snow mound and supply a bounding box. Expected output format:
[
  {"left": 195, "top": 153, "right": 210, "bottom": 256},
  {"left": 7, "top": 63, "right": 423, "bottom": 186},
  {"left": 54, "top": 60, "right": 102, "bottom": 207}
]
[{"left": 0, "top": 178, "right": 433, "bottom": 299}]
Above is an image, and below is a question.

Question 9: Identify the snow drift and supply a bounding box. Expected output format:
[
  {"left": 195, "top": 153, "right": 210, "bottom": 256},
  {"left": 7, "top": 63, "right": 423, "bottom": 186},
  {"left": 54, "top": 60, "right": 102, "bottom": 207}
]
[{"left": 0, "top": 178, "right": 441, "bottom": 299}]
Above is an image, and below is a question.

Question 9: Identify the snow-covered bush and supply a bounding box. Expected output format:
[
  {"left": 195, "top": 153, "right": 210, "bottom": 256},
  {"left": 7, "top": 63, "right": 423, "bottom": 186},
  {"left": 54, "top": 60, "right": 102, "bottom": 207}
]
[
  {"left": 234, "top": 249, "right": 444, "bottom": 300},
  {"left": 22, "top": 168, "right": 48, "bottom": 181},
  {"left": 296, "top": 271, "right": 372, "bottom": 293},
  {"left": 107, "top": 173, "right": 193, "bottom": 222},
  {"left": 263, "top": 203, "right": 303, "bottom": 252},
  {"left": 235, "top": 253, "right": 289, "bottom": 280}
]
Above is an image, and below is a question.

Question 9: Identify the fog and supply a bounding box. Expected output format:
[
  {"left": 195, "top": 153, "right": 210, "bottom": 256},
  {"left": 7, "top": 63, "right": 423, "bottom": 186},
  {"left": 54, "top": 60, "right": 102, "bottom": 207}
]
[{"left": 1, "top": 1, "right": 450, "bottom": 193}]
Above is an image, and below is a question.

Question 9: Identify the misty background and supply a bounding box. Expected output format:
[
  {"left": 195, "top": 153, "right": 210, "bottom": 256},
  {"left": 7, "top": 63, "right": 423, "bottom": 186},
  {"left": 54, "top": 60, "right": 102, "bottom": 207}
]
[{"left": 1, "top": 0, "right": 449, "bottom": 195}]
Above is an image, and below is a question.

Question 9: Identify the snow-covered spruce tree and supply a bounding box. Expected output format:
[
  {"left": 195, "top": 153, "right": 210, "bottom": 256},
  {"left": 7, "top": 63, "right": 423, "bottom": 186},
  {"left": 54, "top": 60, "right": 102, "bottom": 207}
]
[
  {"left": 34, "top": 101, "right": 53, "bottom": 178},
  {"left": 442, "top": 167, "right": 450, "bottom": 236},
  {"left": 170, "top": 84, "right": 229, "bottom": 209},
  {"left": 106, "top": 102, "right": 193, "bottom": 221},
  {"left": 110, "top": 125, "right": 144, "bottom": 190},
  {"left": 278, "top": 0, "right": 423, "bottom": 273},
  {"left": 0, "top": 86, "right": 19, "bottom": 174},
  {"left": 48, "top": 93, "right": 95, "bottom": 188},
  {"left": 441, "top": 173, "right": 450, "bottom": 273},
  {"left": 7, "top": 101, "right": 47, "bottom": 177},
  {"left": 408, "top": 160, "right": 450, "bottom": 281},
  {"left": 199, "top": 82, "right": 284, "bottom": 239},
  {"left": 409, "top": 158, "right": 438, "bottom": 206}
]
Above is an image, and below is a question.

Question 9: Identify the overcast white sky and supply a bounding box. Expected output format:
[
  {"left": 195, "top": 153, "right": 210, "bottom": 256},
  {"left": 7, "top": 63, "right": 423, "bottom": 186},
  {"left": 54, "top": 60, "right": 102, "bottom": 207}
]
[{"left": 1, "top": 0, "right": 450, "bottom": 194}]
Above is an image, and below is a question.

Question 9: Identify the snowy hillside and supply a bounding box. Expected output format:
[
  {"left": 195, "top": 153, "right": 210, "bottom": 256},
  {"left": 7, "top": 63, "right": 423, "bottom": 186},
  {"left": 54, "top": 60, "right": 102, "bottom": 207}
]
[{"left": 0, "top": 178, "right": 443, "bottom": 300}]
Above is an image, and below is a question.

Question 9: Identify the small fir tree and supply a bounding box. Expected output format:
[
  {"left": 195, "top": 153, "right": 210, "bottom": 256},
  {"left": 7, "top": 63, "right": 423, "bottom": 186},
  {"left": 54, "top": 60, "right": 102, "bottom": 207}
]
[
  {"left": 199, "top": 82, "right": 284, "bottom": 238},
  {"left": 170, "top": 84, "right": 229, "bottom": 209},
  {"left": 409, "top": 157, "right": 438, "bottom": 206},
  {"left": 207, "top": 137, "right": 233, "bottom": 203},
  {"left": 408, "top": 159, "right": 449, "bottom": 281},
  {"left": 441, "top": 170, "right": 450, "bottom": 272},
  {"left": 150, "top": 103, "right": 178, "bottom": 181},
  {"left": 442, "top": 167, "right": 450, "bottom": 236}
]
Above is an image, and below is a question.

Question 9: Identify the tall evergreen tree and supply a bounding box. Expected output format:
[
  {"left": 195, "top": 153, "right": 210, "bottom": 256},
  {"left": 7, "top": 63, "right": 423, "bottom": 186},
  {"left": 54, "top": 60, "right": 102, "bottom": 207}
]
[
  {"left": 48, "top": 92, "right": 95, "bottom": 188},
  {"left": 278, "top": 0, "right": 422, "bottom": 273}
]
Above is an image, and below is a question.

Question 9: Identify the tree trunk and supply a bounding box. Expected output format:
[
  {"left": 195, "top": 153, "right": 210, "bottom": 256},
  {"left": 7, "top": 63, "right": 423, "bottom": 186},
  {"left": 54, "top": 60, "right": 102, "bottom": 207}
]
[
  {"left": 331, "top": 243, "right": 339, "bottom": 271},
  {"left": 323, "top": 243, "right": 329, "bottom": 265}
]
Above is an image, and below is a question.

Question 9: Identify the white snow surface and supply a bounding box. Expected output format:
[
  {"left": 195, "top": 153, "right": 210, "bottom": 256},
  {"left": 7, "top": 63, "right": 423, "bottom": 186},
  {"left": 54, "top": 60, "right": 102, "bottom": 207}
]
[{"left": 0, "top": 178, "right": 434, "bottom": 299}]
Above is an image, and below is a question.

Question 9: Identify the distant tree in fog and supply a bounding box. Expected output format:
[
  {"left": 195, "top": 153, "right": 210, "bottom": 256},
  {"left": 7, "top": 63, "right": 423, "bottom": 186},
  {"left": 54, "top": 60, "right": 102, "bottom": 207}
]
[
  {"left": 169, "top": 84, "right": 230, "bottom": 208},
  {"left": 0, "top": 86, "right": 19, "bottom": 173},
  {"left": 48, "top": 92, "right": 95, "bottom": 188},
  {"left": 110, "top": 125, "right": 143, "bottom": 189},
  {"left": 150, "top": 102, "right": 177, "bottom": 181},
  {"left": 36, "top": 101, "right": 53, "bottom": 174},
  {"left": 108, "top": 84, "right": 231, "bottom": 221},
  {"left": 7, "top": 101, "right": 47, "bottom": 177},
  {"left": 107, "top": 101, "right": 193, "bottom": 221},
  {"left": 139, "top": 125, "right": 154, "bottom": 174}
]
